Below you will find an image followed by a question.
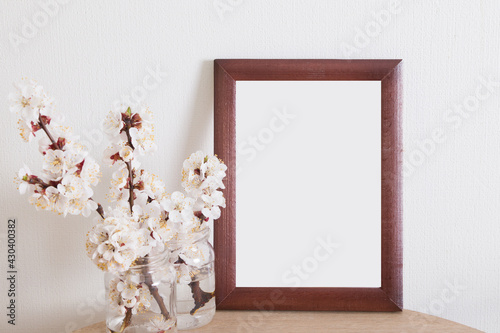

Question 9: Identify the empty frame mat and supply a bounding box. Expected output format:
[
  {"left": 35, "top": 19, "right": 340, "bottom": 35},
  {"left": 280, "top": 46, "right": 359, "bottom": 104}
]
[
  {"left": 214, "top": 59, "right": 402, "bottom": 311},
  {"left": 236, "top": 80, "right": 381, "bottom": 288}
]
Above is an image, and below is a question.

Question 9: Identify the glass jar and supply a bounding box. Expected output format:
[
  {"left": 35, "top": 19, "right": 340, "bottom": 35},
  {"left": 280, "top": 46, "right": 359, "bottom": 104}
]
[
  {"left": 168, "top": 227, "right": 216, "bottom": 330},
  {"left": 104, "top": 250, "right": 177, "bottom": 333}
]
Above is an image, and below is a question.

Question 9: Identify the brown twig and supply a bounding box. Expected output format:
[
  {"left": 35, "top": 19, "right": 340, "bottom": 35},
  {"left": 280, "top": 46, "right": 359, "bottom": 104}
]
[
  {"left": 122, "top": 113, "right": 171, "bottom": 323},
  {"left": 114, "top": 120, "right": 137, "bottom": 332},
  {"left": 25, "top": 175, "right": 52, "bottom": 188},
  {"left": 142, "top": 257, "right": 171, "bottom": 320},
  {"left": 95, "top": 201, "right": 105, "bottom": 219},
  {"left": 108, "top": 109, "right": 171, "bottom": 326},
  {"left": 119, "top": 308, "right": 132, "bottom": 332},
  {"left": 124, "top": 119, "right": 135, "bottom": 150},
  {"left": 175, "top": 256, "right": 214, "bottom": 315},
  {"left": 108, "top": 307, "right": 132, "bottom": 333},
  {"left": 189, "top": 280, "right": 215, "bottom": 315},
  {"left": 126, "top": 161, "right": 134, "bottom": 210},
  {"left": 123, "top": 116, "right": 135, "bottom": 210},
  {"left": 38, "top": 114, "right": 60, "bottom": 149}
]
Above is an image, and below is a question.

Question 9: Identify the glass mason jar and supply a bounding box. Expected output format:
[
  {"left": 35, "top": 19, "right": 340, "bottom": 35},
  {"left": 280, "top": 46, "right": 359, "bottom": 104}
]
[
  {"left": 168, "top": 227, "right": 216, "bottom": 330},
  {"left": 105, "top": 250, "right": 177, "bottom": 333}
]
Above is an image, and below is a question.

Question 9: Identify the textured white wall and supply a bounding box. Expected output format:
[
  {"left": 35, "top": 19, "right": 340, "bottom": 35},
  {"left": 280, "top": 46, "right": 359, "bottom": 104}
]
[{"left": 0, "top": 1, "right": 499, "bottom": 332}]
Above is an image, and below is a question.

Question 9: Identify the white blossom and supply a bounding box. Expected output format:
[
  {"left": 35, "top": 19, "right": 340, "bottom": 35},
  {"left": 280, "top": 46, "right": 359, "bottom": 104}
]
[
  {"left": 133, "top": 201, "right": 162, "bottom": 220},
  {"left": 146, "top": 217, "right": 174, "bottom": 249},
  {"left": 108, "top": 275, "right": 153, "bottom": 316},
  {"left": 108, "top": 277, "right": 127, "bottom": 315},
  {"left": 110, "top": 163, "right": 130, "bottom": 189},
  {"left": 43, "top": 149, "right": 65, "bottom": 176},
  {"left": 108, "top": 186, "right": 130, "bottom": 204},
  {"left": 161, "top": 192, "right": 195, "bottom": 223},
  {"left": 45, "top": 186, "right": 69, "bottom": 215},
  {"left": 102, "top": 109, "right": 124, "bottom": 138},
  {"left": 86, "top": 214, "right": 149, "bottom": 272},
  {"left": 135, "top": 288, "right": 152, "bottom": 314},
  {"left": 181, "top": 151, "right": 227, "bottom": 196},
  {"left": 129, "top": 127, "right": 157, "bottom": 155},
  {"left": 57, "top": 174, "right": 93, "bottom": 200},
  {"left": 132, "top": 105, "right": 155, "bottom": 134},
  {"left": 67, "top": 197, "right": 97, "bottom": 217},
  {"left": 103, "top": 144, "right": 122, "bottom": 166},
  {"left": 202, "top": 155, "right": 227, "bottom": 188},
  {"left": 117, "top": 274, "right": 141, "bottom": 300},
  {"left": 137, "top": 171, "right": 167, "bottom": 201},
  {"left": 174, "top": 263, "right": 192, "bottom": 285},
  {"left": 201, "top": 190, "right": 226, "bottom": 221},
  {"left": 9, "top": 79, "right": 48, "bottom": 123},
  {"left": 80, "top": 158, "right": 101, "bottom": 186},
  {"left": 119, "top": 145, "right": 134, "bottom": 162},
  {"left": 28, "top": 192, "right": 51, "bottom": 211},
  {"left": 17, "top": 165, "right": 33, "bottom": 195},
  {"left": 17, "top": 119, "right": 35, "bottom": 142},
  {"left": 42, "top": 148, "right": 85, "bottom": 179}
]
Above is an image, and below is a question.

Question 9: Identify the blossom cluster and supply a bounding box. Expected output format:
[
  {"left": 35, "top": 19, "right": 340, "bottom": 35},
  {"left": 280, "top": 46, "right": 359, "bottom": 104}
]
[
  {"left": 86, "top": 104, "right": 227, "bottom": 275},
  {"left": 180, "top": 151, "right": 227, "bottom": 227},
  {"left": 86, "top": 105, "right": 171, "bottom": 273},
  {"left": 108, "top": 275, "right": 153, "bottom": 316},
  {"left": 11, "top": 80, "right": 227, "bottom": 325},
  {"left": 86, "top": 209, "right": 151, "bottom": 272},
  {"left": 103, "top": 104, "right": 157, "bottom": 155},
  {"left": 11, "top": 79, "right": 100, "bottom": 217}
]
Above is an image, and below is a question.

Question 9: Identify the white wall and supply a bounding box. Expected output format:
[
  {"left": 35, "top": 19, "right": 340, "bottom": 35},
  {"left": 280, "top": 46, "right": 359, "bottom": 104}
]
[{"left": 0, "top": 1, "right": 499, "bottom": 332}]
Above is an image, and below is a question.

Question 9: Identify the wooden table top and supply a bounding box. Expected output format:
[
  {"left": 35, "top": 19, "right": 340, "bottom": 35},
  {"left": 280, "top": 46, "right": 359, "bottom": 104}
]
[{"left": 74, "top": 310, "right": 483, "bottom": 333}]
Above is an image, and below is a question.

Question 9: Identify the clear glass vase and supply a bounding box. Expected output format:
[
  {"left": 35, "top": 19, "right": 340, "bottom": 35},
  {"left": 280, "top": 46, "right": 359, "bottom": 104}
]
[
  {"left": 169, "top": 227, "right": 216, "bottom": 330},
  {"left": 105, "top": 250, "right": 177, "bottom": 333}
]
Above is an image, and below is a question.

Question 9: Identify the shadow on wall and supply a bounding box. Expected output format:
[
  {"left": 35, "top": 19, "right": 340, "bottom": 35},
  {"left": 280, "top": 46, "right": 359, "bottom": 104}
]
[{"left": 181, "top": 60, "right": 214, "bottom": 158}]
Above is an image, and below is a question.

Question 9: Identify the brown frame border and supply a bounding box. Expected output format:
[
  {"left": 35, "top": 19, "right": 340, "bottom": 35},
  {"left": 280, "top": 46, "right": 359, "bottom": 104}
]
[{"left": 214, "top": 59, "right": 402, "bottom": 311}]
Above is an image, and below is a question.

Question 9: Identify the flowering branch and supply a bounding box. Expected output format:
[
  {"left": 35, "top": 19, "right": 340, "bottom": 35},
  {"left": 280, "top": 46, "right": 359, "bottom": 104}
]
[
  {"left": 123, "top": 113, "right": 171, "bottom": 321},
  {"left": 122, "top": 110, "right": 136, "bottom": 211},
  {"left": 144, "top": 269, "right": 170, "bottom": 319},
  {"left": 11, "top": 80, "right": 226, "bottom": 332},
  {"left": 11, "top": 79, "right": 101, "bottom": 218},
  {"left": 35, "top": 114, "right": 105, "bottom": 219},
  {"left": 123, "top": 112, "right": 135, "bottom": 150},
  {"left": 22, "top": 174, "right": 52, "bottom": 188},
  {"left": 99, "top": 105, "right": 173, "bottom": 329},
  {"left": 37, "top": 117, "right": 105, "bottom": 219}
]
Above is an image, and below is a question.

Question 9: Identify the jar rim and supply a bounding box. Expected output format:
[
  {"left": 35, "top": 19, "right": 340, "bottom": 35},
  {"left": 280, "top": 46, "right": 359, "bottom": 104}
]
[{"left": 130, "top": 248, "right": 171, "bottom": 269}]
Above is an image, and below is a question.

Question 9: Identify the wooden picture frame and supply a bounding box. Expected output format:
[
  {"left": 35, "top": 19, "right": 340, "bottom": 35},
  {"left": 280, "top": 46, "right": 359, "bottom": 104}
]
[{"left": 213, "top": 59, "right": 402, "bottom": 311}]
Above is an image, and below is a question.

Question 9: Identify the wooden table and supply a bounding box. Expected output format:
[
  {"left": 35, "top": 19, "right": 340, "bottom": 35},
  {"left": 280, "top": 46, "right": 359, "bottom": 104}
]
[{"left": 74, "top": 310, "right": 483, "bottom": 332}]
